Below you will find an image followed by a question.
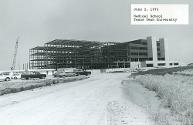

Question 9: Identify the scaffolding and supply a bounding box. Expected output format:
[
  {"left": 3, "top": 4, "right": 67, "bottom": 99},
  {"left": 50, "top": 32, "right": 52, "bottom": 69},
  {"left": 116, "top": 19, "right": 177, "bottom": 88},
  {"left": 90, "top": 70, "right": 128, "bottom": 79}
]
[{"left": 30, "top": 39, "right": 112, "bottom": 69}]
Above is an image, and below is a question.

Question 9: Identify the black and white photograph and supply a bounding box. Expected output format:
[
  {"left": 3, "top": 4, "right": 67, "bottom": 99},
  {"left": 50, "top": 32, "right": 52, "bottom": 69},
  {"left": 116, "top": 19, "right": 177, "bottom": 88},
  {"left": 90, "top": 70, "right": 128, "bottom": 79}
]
[{"left": 0, "top": 0, "right": 193, "bottom": 125}]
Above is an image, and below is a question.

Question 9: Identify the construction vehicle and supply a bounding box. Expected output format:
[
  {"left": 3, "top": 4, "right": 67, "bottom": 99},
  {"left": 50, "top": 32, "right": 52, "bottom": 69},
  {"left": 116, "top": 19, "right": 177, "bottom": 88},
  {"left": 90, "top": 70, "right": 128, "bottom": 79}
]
[{"left": 11, "top": 38, "right": 19, "bottom": 70}]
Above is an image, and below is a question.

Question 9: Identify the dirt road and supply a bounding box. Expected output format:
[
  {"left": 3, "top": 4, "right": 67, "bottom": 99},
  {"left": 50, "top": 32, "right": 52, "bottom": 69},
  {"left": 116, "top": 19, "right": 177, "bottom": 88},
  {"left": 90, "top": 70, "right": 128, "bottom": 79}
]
[{"left": 0, "top": 73, "right": 153, "bottom": 125}]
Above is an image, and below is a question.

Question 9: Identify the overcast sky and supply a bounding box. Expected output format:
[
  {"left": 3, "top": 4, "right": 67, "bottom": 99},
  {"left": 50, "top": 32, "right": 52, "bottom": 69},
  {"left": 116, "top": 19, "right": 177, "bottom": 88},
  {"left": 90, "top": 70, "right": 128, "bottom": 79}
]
[{"left": 0, "top": 0, "right": 192, "bottom": 70}]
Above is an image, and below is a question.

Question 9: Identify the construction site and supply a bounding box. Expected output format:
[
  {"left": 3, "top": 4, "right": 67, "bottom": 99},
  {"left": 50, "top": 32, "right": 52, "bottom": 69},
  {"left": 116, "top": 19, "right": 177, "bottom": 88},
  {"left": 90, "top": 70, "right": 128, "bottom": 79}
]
[
  {"left": 0, "top": 36, "right": 180, "bottom": 82},
  {"left": 29, "top": 36, "right": 173, "bottom": 70},
  {"left": 0, "top": 36, "right": 186, "bottom": 125}
]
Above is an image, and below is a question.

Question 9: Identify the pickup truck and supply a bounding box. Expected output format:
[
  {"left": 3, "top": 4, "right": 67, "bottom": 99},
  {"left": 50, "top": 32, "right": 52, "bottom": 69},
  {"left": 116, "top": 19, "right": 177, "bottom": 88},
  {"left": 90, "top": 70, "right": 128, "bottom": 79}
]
[{"left": 21, "top": 71, "right": 46, "bottom": 80}]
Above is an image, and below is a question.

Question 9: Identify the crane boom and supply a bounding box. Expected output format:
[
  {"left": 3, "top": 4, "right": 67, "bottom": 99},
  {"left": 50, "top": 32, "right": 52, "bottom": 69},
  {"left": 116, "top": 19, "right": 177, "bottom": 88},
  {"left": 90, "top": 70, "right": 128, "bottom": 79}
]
[{"left": 11, "top": 38, "right": 19, "bottom": 70}]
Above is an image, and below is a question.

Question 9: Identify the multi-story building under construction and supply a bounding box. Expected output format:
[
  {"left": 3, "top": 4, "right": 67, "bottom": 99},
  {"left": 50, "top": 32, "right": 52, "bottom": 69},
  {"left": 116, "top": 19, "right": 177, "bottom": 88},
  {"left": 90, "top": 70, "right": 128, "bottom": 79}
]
[{"left": 29, "top": 36, "right": 168, "bottom": 69}]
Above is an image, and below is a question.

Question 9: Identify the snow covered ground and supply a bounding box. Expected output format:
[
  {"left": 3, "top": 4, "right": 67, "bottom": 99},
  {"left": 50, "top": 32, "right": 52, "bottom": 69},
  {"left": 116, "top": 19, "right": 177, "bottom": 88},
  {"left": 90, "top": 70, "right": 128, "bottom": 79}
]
[{"left": 0, "top": 72, "right": 153, "bottom": 125}]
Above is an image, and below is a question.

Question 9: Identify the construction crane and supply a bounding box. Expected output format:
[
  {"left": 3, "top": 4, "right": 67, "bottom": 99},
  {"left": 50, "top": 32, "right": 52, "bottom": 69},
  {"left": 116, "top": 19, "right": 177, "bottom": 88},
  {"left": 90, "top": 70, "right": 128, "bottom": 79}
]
[{"left": 11, "top": 38, "right": 19, "bottom": 70}]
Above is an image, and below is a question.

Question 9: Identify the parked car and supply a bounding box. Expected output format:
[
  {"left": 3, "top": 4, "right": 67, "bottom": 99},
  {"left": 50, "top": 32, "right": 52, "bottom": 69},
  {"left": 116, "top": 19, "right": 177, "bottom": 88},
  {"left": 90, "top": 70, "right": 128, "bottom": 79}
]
[
  {"left": 21, "top": 71, "right": 46, "bottom": 80},
  {"left": 11, "top": 73, "right": 22, "bottom": 79},
  {"left": 0, "top": 72, "right": 13, "bottom": 81},
  {"left": 73, "top": 69, "right": 91, "bottom": 76},
  {"left": 53, "top": 71, "right": 76, "bottom": 77}
]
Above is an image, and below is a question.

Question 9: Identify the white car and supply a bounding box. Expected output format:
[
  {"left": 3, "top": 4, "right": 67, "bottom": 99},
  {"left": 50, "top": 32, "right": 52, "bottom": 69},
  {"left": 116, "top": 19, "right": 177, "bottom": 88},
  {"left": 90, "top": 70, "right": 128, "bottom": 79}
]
[
  {"left": 0, "top": 72, "right": 12, "bottom": 81},
  {"left": 11, "top": 73, "right": 22, "bottom": 79}
]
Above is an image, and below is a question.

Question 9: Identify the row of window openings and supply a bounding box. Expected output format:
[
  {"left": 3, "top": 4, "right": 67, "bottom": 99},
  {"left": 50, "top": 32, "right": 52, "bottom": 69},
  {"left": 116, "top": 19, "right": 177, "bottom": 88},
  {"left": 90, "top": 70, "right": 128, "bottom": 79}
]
[
  {"left": 131, "top": 41, "right": 147, "bottom": 45},
  {"left": 170, "top": 63, "right": 179, "bottom": 66},
  {"left": 131, "top": 52, "right": 148, "bottom": 56},
  {"left": 147, "top": 63, "right": 165, "bottom": 67},
  {"left": 47, "top": 45, "right": 81, "bottom": 48},
  {"left": 108, "top": 58, "right": 148, "bottom": 62},
  {"left": 130, "top": 58, "right": 148, "bottom": 61},
  {"left": 157, "top": 53, "right": 165, "bottom": 57},
  {"left": 158, "top": 58, "right": 165, "bottom": 61},
  {"left": 147, "top": 62, "right": 179, "bottom": 67},
  {"left": 131, "top": 47, "right": 147, "bottom": 50},
  {"left": 157, "top": 48, "right": 160, "bottom": 51},
  {"left": 32, "top": 49, "right": 76, "bottom": 53},
  {"left": 34, "top": 48, "right": 149, "bottom": 54},
  {"left": 32, "top": 60, "right": 93, "bottom": 65},
  {"left": 157, "top": 42, "right": 160, "bottom": 46},
  {"left": 158, "top": 62, "right": 179, "bottom": 66}
]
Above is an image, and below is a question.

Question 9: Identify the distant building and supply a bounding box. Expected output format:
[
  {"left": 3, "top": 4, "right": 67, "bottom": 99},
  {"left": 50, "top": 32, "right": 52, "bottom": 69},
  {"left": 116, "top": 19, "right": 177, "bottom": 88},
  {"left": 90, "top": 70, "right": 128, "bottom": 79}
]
[{"left": 29, "top": 36, "right": 179, "bottom": 69}]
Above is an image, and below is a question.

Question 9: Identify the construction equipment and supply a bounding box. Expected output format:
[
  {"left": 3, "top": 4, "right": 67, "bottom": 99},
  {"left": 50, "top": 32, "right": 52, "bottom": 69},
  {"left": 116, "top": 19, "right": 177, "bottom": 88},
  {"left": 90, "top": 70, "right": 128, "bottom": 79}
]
[{"left": 11, "top": 38, "right": 19, "bottom": 70}]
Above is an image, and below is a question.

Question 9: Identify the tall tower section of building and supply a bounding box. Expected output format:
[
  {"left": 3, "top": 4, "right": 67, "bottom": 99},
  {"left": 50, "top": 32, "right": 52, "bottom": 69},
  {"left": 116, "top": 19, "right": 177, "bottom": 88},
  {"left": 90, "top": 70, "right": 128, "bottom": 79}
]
[
  {"left": 146, "top": 36, "right": 166, "bottom": 67},
  {"left": 147, "top": 36, "right": 158, "bottom": 66},
  {"left": 157, "top": 38, "right": 165, "bottom": 61}
]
